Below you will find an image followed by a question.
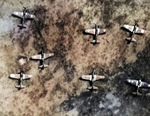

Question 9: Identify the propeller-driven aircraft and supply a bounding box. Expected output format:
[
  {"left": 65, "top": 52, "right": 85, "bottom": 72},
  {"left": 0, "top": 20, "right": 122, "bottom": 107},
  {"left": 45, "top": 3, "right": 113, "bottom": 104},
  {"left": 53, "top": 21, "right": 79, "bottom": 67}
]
[
  {"left": 80, "top": 69, "right": 105, "bottom": 90},
  {"left": 122, "top": 20, "right": 146, "bottom": 43},
  {"left": 31, "top": 50, "right": 54, "bottom": 69},
  {"left": 9, "top": 71, "right": 33, "bottom": 89},
  {"left": 126, "top": 78, "right": 150, "bottom": 96},
  {"left": 85, "top": 24, "right": 106, "bottom": 45},
  {"left": 12, "top": 7, "right": 35, "bottom": 28}
]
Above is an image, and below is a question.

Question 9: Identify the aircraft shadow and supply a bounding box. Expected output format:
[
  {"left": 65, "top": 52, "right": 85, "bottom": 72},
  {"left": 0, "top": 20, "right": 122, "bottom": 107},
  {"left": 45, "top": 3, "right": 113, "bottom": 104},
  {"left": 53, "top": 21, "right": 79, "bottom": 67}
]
[{"left": 29, "top": 57, "right": 39, "bottom": 61}]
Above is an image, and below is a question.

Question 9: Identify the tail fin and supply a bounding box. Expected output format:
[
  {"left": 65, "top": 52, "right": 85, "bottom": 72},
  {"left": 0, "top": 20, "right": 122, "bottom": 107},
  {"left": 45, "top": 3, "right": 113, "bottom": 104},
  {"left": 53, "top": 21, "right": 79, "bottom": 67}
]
[
  {"left": 132, "top": 91, "right": 142, "bottom": 96},
  {"left": 38, "top": 64, "right": 49, "bottom": 69},
  {"left": 126, "top": 37, "right": 136, "bottom": 42},
  {"left": 16, "top": 85, "right": 26, "bottom": 89},
  {"left": 87, "top": 86, "right": 98, "bottom": 90},
  {"left": 18, "top": 24, "right": 27, "bottom": 28}
]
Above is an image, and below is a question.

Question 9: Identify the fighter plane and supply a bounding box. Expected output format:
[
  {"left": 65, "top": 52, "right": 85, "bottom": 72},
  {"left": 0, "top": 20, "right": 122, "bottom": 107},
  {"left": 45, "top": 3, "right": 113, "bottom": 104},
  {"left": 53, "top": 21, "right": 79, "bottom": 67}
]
[
  {"left": 126, "top": 78, "right": 150, "bottom": 96},
  {"left": 12, "top": 7, "right": 35, "bottom": 28},
  {"left": 122, "top": 20, "right": 146, "bottom": 43},
  {"left": 80, "top": 69, "right": 105, "bottom": 90},
  {"left": 85, "top": 24, "right": 106, "bottom": 45},
  {"left": 31, "top": 50, "right": 54, "bottom": 69},
  {"left": 9, "top": 71, "right": 33, "bottom": 89}
]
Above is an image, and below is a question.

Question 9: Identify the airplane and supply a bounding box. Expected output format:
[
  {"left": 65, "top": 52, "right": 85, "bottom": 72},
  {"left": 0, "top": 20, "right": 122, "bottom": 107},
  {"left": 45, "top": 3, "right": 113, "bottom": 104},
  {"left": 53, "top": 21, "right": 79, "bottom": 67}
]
[
  {"left": 126, "top": 78, "right": 150, "bottom": 96},
  {"left": 122, "top": 20, "right": 146, "bottom": 43},
  {"left": 12, "top": 7, "right": 35, "bottom": 28},
  {"left": 9, "top": 71, "right": 33, "bottom": 89},
  {"left": 31, "top": 50, "right": 54, "bottom": 69},
  {"left": 80, "top": 69, "right": 105, "bottom": 90},
  {"left": 85, "top": 24, "right": 106, "bottom": 45}
]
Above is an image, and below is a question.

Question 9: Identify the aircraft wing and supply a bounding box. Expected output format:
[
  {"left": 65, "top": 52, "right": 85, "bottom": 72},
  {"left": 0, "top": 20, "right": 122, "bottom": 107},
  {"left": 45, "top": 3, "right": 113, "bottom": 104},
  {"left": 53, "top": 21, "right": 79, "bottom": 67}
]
[
  {"left": 43, "top": 53, "right": 54, "bottom": 59},
  {"left": 25, "top": 13, "right": 35, "bottom": 19},
  {"left": 12, "top": 12, "right": 23, "bottom": 18},
  {"left": 81, "top": 75, "right": 92, "bottom": 81},
  {"left": 23, "top": 74, "right": 33, "bottom": 79},
  {"left": 135, "top": 28, "right": 146, "bottom": 34},
  {"left": 12, "top": 12, "right": 35, "bottom": 19},
  {"left": 9, "top": 74, "right": 20, "bottom": 79},
  {"left": 85, "top": 28, "right": 106, "bottom": 35},
  {"left": 123, "top": 25, "right": 134, "bottom": 32},
  {"left": 140, "top": 82, "right": 150, "bottom": 88},
  {"left": 93, "top": 75, "right": 105, "bottom": 81},
  {"left": 31, "top": 55, "right": 42, "bottom": 60},
  {"left": 98, "top": 29, "right": 106, "bottom": 34},
  {"left": 85, "top": 29, "right": 95, "bottom": 34},
  {"left": 126, "top": 79, "right": 138, "bottom": 86},
  {"left": 87, "top": 86, "right": 98, "bottom": 90}
]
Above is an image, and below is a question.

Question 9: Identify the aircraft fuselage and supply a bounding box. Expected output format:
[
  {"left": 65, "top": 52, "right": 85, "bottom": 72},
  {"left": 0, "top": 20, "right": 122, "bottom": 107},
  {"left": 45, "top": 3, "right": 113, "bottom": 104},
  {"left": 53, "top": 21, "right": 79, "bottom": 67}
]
[
  {"left": 41, "top": 51, "right": 45, "bottom": 62},
  {"left": 127, "top": 79, "right": 150, "bottom": 88}
]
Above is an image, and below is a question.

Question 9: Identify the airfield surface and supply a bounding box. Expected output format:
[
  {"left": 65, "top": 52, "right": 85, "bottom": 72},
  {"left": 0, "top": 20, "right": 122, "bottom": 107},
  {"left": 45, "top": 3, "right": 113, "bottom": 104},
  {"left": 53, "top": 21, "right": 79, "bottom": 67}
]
[{"left": 1, "top": 0, "right": 150, "bottom": 116}]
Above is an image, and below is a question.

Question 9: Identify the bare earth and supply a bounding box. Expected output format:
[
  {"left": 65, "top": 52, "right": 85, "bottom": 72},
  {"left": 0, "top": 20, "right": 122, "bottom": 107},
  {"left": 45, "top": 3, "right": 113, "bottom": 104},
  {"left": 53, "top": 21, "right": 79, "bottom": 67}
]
[{"left": 1, "top": 0, "right": 150, "bottom": 116}]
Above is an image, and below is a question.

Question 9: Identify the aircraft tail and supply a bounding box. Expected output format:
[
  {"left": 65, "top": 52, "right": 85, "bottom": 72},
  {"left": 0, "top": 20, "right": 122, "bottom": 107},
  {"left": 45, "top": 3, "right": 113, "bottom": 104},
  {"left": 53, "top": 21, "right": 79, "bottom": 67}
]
[
  {"left": 90, "top": 40, "right": 100, "bottom": 44},
  {"left": 16, "top": 85, "right": 26, "bottom": 89},
  {"left": 126, "top": 37, "right": 136, "bottom": 42},
  {"left": 87, "top": 86, "right": 98, "bottom": 90},
  {"left": 38, "top": 64, "right": 49, "bottom": 69},
  {"left": 132, "top": 91, "right": 142, "bottom": 96},
  {"left": 18, "top": 24, "right": 27, "bottom": 28}
]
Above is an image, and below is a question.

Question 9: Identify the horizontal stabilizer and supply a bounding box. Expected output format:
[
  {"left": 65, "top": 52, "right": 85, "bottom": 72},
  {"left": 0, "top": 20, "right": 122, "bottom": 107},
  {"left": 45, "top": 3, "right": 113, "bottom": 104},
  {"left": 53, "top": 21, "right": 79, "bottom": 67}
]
[
  {"left": 90, "top": 40, "right": 100, "bottom": 44},
  {"left": 38, "top": 64, "right": 49, "bottom": 68},
  {"left": 132, "top": 91, "right": 142, "bottom": 96},
  {"left": 18, "top": 24, "right": 27, "bottom": 28},
  {"left": 126, "top": 37, "right": 136, "bottom": 42},
  {"left": 87, "top": 86, "right": 98, "bottom": 90},
  {"left": 16, "top": 85, "right": 26, "bottom": 89}
]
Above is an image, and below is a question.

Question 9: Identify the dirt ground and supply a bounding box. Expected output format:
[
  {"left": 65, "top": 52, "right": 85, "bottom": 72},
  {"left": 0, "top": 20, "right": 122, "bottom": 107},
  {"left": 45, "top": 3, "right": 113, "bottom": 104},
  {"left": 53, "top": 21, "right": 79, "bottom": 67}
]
[{"left": 1, "top": 0, "right": 150, "bottom": 116}]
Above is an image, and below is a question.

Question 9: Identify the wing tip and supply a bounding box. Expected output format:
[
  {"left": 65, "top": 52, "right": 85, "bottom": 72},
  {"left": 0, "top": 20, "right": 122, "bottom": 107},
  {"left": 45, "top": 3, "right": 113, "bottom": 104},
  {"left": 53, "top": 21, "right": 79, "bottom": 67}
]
[
  {"left": 142, "top": 30, "right": 146, "bottom": 34},
  {"left": 31, "top": 15, "right": 36, "bottom": 18},
  {"left": 31, "top": 56, "right": 36, "bottom": 59},
  {"left": 81, "top": 76, "right": 84, "bottom": 79},
  {"left": 81, "top": 75, "right": 88, "bottom": 79},
  {"left": 50, "top": 53, "right": 54, "bottom": 56},
  {"left": 85, "top": 29, "right": 90, "bottom": 33},
  {"left": 122, "top": 24, "right": 128, "bottom": 28},
  {"left": 126, "top": 79, "right": 130, "bottom": 83},
  {"left": 12, "top": 11, "right": 17, "bottom": 14},
  {"left": 10, "top": 74, "right": 15, "bottom": 78},
  {"left": 28, "top": 75, "right": 33, "bottom": 78},
  {"left": 98, "top": 75, "right": 105, "bottom": 78}
]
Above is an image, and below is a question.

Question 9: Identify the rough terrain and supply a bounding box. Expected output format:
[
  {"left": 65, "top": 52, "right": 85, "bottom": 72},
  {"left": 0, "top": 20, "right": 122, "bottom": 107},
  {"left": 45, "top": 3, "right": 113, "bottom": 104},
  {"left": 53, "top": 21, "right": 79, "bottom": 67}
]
[{"left": 0, "top": 0, "right": 150, "bottom": 116}]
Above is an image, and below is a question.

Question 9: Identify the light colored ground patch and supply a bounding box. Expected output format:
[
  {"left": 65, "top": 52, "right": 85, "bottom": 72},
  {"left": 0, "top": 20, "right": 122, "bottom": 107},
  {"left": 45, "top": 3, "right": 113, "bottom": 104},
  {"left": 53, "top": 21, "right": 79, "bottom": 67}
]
[
  {"left": 66, "top": 108, "right": 79, "bottom": 116},
  {"left": 19, "top": 58, "right": 26, "bottom": 65},
  {"left": 99, "top": 92, "right": 121, "bottom": 109},
  {"left": 0, "top": 0, "right": 150, "bottom": 116}
]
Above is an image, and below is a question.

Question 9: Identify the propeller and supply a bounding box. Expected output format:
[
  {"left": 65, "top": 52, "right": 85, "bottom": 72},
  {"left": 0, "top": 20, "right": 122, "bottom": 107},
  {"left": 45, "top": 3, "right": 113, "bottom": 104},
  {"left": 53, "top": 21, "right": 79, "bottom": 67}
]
[
  {"left": 23, "top": 6, "right": 28, "bottom": 11},
  {"left": 137, "top": 73, "right": 143, "bottom": 80},
  {"left": 134, "top": 19, "right": 139, "bottom": 27},
  {"left": 92, "top": 23, "right": 99, "bottom": 28},
  {"left": 23, "top": 6, "right": 29, "bottom": 14}
]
